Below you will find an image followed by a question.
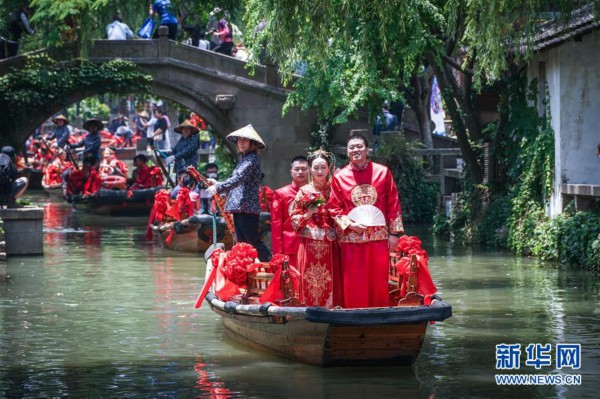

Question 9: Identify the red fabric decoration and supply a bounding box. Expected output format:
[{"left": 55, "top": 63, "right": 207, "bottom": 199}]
[
  {"left": 82, "top": 169, "right": 101, "bottom": 195},
  {"left": 259, "top": 264, "right": 301, "bottom": 304},
  {"left": 221, "top": 243, "right": 258, "bottom": 287},
  {"left": 259, "top": 185, "right": 274, "bottom": 212},
  {"left": 189, "top": 114, "right": 207, "bottom": 130},
  {"left": 165, "top": 187, "right": 194, "bottom": 222},
  {"left": 268, "top": 253, "right": 289, "bottom": 274},
  {"left": 394, "top": 236, "right": 437, "bottom": 305},
  {"left": 146, "top": 189, "right": 171, "bottom": 239}
]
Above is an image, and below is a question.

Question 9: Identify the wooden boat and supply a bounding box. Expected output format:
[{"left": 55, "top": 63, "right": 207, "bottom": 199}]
[
  {"left": 154, "top": 212, "right": 270, "bottom": 252},
  {"left": 153, "top": 214, "right": 235, "bottom": 252},
  {"left": 203, "top": 252, "right": 452, "bottom": 367},
  {"left": 67, "top": 187, "right": 161, "bottom": 216}
]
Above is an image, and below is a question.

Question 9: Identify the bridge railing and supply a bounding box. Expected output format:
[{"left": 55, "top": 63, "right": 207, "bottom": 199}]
[
  {"left": 89, "top": 26, "right": 282, "bottom": 88},
  {"left": 0, "top": 43, "right": 78, "bottom": 76}
]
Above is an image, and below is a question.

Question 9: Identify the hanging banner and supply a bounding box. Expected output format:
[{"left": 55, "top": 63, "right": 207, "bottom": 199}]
[{"left": 431, "top": 76, "right": 446, "bottom": 136}]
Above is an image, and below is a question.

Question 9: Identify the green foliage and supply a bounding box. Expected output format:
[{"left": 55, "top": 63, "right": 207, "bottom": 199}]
[
  {"left": 308, "top": 120, "right": 335, "bottom": 152},
  {"left": 436, "top": 72, "right": 599, "bottom": 269},
  {"left": 435, "top": 182, "right": 480, "bottom": 244},
  {"left": 436, "top": 74, "right": 555, "bottom": 249},
  {"left": 0, "top": 54, "right": 151, "bottom": 146},
  {"left": 66, "top": 97, "right": 110, "bottom": 121},
  {"left": 372, "top": 135, "right": 439, "bottom": 224},
  {"left": 505, "top": 203, "right": 600, "bottom": 270},
  {"left": 476, "top": 195, "right": 511, "bottom": 247},
  {"left": 501, "top": 77, "right": 555, "bottom": 254},
  {"left": 245, "top": 0, "right": 589, "bottom": 123},
  {"left": 212, "top": 143, "right": 236, "bottom": 179}
]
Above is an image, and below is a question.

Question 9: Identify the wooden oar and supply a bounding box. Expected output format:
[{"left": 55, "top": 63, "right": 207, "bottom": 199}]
[
  {"left": 39, "top": 137, "right": 56, "bottom": 156},
  {"left": 64, "top": 147, "right": 80, "bottom": 171},
  {"left": 186, "top": 166, "right": 236, "bottom": 241},
  {"left": 41, "top": 137, "right": 79, "bottom": 171},
  {"left": 151, "top": 145, "right": 175, "bottom": 188}
]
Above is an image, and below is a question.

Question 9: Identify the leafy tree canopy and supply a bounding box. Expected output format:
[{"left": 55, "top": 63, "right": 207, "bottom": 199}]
[{"left": 243, "top": 0, "right": 598, "bottom": 122}]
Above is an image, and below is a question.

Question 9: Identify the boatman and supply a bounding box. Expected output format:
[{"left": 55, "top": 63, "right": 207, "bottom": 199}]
[
  {"left": 329, "top": 133, "right": 404, "bottom": 308},
  {"left": 70, "top": 118, "right": 103, "bottom": 165},
  {"left": 270, "top": 155, "right": 309, "bottom": 268}
]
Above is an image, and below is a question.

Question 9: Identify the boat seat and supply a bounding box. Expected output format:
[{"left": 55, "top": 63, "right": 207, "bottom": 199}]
[
  {"left": 245, "top": 261, "right": 302, "bottom": 306},
  {"left": 246, "top": 263, "right": 274, "bottom": 297},
  {"left": 388, "top": 252, "right": 424, "bottom": 306}
]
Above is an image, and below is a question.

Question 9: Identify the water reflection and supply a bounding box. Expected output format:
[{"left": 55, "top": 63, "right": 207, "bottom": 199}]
[{"left": 0, "top": 195, "right": 598, "bottom": 398}]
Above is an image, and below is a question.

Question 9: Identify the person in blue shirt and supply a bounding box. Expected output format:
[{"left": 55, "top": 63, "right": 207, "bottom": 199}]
[
  {"left": 165, "top": 120, "right": 200, "bottom": 173},
  {"left": 71, "top": 118, "right": 103, "bottom": 165},
  {"left": 150, "top": 0, "right": 178, "bottom": 40},
  {"left": 46, "top": 115, "right": 71, "bottom": 149}
]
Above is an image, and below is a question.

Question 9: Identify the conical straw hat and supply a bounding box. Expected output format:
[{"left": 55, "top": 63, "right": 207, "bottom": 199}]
[
  {"left": 226, "top": 124, "right": 266, "bottom": 149},
  {"left": 83, "top": 118, "right": 104, "bottom": 131},
  {"left": 52, "top": 114, "right": 69, "bottom": 124},
  {"left": 174, "top": 120, "right": 200, "bottom": 134}
]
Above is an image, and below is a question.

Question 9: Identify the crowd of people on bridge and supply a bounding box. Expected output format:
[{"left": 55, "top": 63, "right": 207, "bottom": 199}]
[
  {"left": 1, "top": 2, "right": 252, "bottom": 61},
  {"left": 104, "top": 2, "right": 248, "bottom": 60}
]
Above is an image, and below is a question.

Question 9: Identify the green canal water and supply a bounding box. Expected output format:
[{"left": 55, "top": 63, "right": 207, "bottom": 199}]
[{"left": 0, "top": 195, "right": 598, "bottom": 398}]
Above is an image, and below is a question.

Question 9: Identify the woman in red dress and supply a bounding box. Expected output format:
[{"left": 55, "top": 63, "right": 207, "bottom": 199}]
[{"left": 290, "top": 149, "right": 341, "bottom": 308}]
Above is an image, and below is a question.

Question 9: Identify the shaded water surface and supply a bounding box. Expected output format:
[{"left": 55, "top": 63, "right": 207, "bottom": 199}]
[{"left": 0, "top": 196, "right": 598, "bottom": 398}]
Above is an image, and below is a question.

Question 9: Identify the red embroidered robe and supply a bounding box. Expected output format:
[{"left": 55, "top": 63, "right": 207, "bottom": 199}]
[
  {"left": 290, "top": 183, "right": 340, "bottom": 308},
  {"left": 329, "top": 161, "right": 404, "bottom": 308},
  {"left": 270, "top": 182, "right": 302, "bottom": 267}
]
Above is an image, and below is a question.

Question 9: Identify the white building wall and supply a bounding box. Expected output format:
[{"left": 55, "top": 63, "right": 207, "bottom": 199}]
[{"left": 528, "top": 31, "right": 600, "bottom": 217}]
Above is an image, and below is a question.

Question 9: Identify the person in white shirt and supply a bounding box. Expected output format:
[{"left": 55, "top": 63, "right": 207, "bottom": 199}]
[
  {"left": 144, "top": 103, "right": 158, "bottom": 144},
  {"left": 106, "top": 13, "right": 134, "bottom": 40}
]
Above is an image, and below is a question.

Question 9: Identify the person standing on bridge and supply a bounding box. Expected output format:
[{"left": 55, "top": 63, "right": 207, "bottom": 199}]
[
  {"left": 150, "top": 0, "right": 178, "bottom": 40},
  {"left": 210, "top": 12, "right": 233, "bottom": 56},
  {"left": 0, "top": 6, "right": 35, "bottom": 59},
  {"left": 106, "top": 12, "right": 134, "bottom": 40}
]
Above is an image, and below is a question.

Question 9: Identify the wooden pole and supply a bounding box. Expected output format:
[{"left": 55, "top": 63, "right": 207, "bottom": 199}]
[
  {"left": 151, "top": 145, "right": 175, "bottom": 188},
  {"left": 186, "top": 165, "right": 236, "bottom": 241}
]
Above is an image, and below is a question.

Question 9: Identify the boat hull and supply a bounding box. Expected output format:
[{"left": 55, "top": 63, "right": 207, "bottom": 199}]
[
  {"left": 69, "top": 187, "right": 160, "bottom": 216},
  {"left": 206, "top": 293, "right": 451, "bottom": 367}
]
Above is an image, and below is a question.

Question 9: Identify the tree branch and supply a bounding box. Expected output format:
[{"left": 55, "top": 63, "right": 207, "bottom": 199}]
[{"left": 442, "top": 55, "right": 474, "bottom": 75}]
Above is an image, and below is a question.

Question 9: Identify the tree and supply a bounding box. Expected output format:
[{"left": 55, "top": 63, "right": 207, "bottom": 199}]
[{"left": 243, "top": 0, "right": 592, "bottom": 185}]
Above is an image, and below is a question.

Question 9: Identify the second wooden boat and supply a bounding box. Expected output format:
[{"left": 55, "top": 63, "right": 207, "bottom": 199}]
[
  {"left": 154, "top": 212, "right": 271, "bottom": 252},
  {"left": 67, "top": 187, "right": 161, "bottom": 216}
]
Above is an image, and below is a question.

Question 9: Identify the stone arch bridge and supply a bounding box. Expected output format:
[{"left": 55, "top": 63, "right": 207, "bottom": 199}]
[{"left": 2, "top": 29, "right": 367, "bottom": 187}]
